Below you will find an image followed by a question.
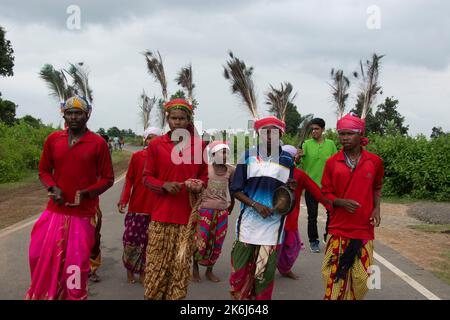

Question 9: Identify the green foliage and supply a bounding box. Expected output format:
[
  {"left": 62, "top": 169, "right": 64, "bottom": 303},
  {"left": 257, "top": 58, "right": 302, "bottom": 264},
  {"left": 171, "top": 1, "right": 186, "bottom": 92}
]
[
  {"left": 0, "top": 120, "right": 55, "bottom": 183},
  {"left": 97, "top": 128, "right": 106, "bottom": 136},
  {"left": 107, "top": 126, "right": 121, "bottom": 137},
  {"left": 367, "top": 134, "right": 450, "bottom": 201},
  {"left": 21, "top": 115, "right": 43, "bottom": 129},
  {"left": 352, "top": 96, "right": 409, "bottom": 136},
  {"left": 323, "top": 128, "right": 340, "bottom": 147},
  {"left": 0, "top": 26, "right": 15, "bottom": 78},
  {"left": 431, "top": 126, "right": 449, "bottom": 139},
  {"left": 0, "top": 98, "right": 17, "bottom": 126},
  {"left": 284, "top": 102, "right": 301, "bottom": 135},
  {"left": 281, "top": 133, "right": 299, "bottom": 147},
  {"left": 170, "top": 90, "right": 199, "bottom": 110}
]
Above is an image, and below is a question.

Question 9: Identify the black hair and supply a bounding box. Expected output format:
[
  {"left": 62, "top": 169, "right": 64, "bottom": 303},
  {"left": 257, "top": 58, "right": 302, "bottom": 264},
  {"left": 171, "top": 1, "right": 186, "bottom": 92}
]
[{"left": 310, "top": 118, "right": 325, "bottom": 129}]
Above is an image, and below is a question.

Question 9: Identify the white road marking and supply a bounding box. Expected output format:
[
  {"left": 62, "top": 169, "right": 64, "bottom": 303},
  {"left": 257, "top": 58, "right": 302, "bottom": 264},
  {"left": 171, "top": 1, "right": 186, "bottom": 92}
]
[
  {"left": 0, "top": 173, "right": 126, "bottom": 239},
  {"left": 374, "top": 251, "right": 441, "bottom": 300}
]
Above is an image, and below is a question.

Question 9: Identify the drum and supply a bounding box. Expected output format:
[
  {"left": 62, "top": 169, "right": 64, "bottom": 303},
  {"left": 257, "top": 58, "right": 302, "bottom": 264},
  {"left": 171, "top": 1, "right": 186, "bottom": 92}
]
[{"left": 272, "top": 185, "right": 295, "bottom": 215}]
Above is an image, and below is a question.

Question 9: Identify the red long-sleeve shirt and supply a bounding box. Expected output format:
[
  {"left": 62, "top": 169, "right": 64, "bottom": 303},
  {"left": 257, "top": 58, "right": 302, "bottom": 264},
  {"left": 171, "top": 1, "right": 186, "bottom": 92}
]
[
  {"left": 285, "top": 168, "right": 332, "bottom": 231},
  {"left": 143, "top": 132, "right": 208, "bottom": 225},
  {"left": 119, "top": 149, "right": 154, "bottom": 214},
  {"left": 39, "top": 129, "right": 114, "bottom": 217},
  {"left": 321, "top": 149, "right": 384, "bottom": 240}
]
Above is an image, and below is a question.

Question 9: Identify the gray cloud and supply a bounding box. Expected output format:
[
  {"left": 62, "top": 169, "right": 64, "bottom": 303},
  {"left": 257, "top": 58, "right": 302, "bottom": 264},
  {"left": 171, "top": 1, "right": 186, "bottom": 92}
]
[{"left": 0, "top": 0, "right": 449, "bottom": 136}]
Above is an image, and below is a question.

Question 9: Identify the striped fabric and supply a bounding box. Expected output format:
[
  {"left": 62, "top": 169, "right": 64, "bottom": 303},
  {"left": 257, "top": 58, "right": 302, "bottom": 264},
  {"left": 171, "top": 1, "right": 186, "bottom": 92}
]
[{"left": 322, "top": 235, "right": 374, "bottom": 300}]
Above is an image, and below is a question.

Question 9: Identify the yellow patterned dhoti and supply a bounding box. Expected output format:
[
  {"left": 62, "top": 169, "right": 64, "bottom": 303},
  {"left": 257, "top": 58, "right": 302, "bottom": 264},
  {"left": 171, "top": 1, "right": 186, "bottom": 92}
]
[{"left": 322, "top": 235, "right": 374, "bottom": 300}]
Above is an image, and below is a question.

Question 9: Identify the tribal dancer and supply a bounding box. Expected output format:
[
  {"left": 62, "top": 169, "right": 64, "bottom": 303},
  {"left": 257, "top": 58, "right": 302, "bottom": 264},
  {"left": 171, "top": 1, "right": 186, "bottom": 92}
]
[
  {"left": 118, "top": 127, "right": 162, "bottom": 284},
  {"left": 229, "top": 116, "right": 296, "bottom": 300},
  {"left": 142, "top": 98, "right": 208, "bottom": 300},
  {"left": 25, "top": 96, "right": 114, "bottom": 300},
  {"left": 321, "top": 113, "right": 384, "bottom": 300}
]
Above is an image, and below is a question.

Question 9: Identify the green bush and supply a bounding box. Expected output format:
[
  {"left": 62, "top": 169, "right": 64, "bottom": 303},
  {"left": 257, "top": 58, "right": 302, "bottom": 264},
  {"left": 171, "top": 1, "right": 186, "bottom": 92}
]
[
  {"left": 0, "top": 120, "right": 55, "bottom": 183},
  {"left": 367, "top": 134, "right": 450, "bottom": 201}
]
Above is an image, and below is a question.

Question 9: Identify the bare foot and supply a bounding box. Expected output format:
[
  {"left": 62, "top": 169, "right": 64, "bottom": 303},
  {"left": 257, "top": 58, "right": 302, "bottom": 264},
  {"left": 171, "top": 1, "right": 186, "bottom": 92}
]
[
  {"left": 192, "top": 271, "right": 201, "bottom": 282},
  {"left": 139, "top": 273, "right": 145, "bottom": 284},
  {"left": 89, "top": 272, "right": 101, "bottom": 283},
  {"left": 192, "top": 262, "right": 201, "bottom": 282},
  {"left": 127, "top": 271, "right": 136, "bottom": 284},
  {"left": 281, "top": 271, "right": 300, "bottom": 280},
  {"left": 205, "top": 268, "right": 220, "bottom": 283}
]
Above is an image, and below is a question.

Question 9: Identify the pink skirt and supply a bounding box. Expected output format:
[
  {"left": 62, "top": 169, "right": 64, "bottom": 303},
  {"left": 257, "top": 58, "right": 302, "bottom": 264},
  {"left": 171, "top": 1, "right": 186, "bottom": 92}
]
[{"left": 25, "top": 209, "right": 95, "bottom": 300}]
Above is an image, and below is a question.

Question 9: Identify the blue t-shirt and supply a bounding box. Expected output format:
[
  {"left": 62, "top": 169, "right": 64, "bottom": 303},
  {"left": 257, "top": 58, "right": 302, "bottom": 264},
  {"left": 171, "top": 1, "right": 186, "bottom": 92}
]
[{"left": 230, "top": 146, "right": 294, "bottom": 245}]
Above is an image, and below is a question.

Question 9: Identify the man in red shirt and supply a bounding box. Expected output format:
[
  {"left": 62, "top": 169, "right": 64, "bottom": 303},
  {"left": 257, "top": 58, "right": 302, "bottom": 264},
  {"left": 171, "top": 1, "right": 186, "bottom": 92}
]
[
  {"left": 25, "top": 96, "right": 114, "bottom": 300},
  {"left": 142, "top": 98, "right": 208, "bottom": 300},
  {"left": 118, "top": 126, "right": 162, "bottom": 284},
  {"left": 321, "top": 113, "right": 384, "bottom": 300}
]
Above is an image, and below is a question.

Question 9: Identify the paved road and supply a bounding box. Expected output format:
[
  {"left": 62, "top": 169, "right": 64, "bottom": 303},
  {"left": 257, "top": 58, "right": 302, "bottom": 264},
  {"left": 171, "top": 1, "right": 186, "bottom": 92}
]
[{"left": 1, "top": 146, "right": 449, "bottom": 300}]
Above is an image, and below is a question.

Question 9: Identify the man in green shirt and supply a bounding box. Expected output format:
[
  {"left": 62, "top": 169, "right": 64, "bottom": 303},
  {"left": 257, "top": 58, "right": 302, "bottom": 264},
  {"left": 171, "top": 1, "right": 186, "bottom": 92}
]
[{"left": 298, "top": 118, "right": 337, "bottom": 253}]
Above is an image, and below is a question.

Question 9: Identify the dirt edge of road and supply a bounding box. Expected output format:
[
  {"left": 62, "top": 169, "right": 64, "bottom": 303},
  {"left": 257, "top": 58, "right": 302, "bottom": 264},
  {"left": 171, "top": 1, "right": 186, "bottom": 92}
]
[
  {"left": 376, "top": 202, "right": 450, "bottom": 285},
  {"left": 0, "top": 150, "right": 132, "bottom": 230}
]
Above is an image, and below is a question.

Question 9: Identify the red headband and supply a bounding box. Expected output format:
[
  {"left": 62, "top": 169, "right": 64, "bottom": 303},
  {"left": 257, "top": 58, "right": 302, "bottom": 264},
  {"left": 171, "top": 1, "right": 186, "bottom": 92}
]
[
  {"left": 337, "top": 113, "right": 369, "bottom": 146},
  {"left": 254, "top": 116, "right": 286, "bottom": 133}
]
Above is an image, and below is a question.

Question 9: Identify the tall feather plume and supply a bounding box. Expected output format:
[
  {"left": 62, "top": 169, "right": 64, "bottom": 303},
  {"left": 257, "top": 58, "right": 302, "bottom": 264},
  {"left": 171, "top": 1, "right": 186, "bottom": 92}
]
[
  {"left": 355, "top": 53, "right": 384, "bottom": 119},
  {"left": 139, "top": 90, "right": 156, "bottom": 131},
  {"left": 143, "top": 50, "right": 168, "bottom": 102},
  {"left": 61, "top": 71, "right": 75, "bottom": 98},
  {"left": 223, "top": 51, "right": 259, "bottom": 119},
  {"left": 265, "top": 82, "right": 297, "bottom": 122},
  {"left": 297, "top": 113, "right": 314, "bottom": 148},
  {"left": 176, "top": 64, "right": 194, "bottom": 104},
  {"left": 39, "top": 64, "right": 68, "bottom": 104},
  {"left": 329, "top": 69, "right": 350, "bottom": 120},
  {"left": 66, "top": 62, "right": 94, "bottom": 104}
]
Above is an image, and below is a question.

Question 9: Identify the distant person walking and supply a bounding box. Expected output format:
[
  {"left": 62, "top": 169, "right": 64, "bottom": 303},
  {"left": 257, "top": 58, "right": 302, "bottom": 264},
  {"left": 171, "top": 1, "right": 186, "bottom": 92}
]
[{"left": 298, "top": 118, "right": 337, "bottom": 253}]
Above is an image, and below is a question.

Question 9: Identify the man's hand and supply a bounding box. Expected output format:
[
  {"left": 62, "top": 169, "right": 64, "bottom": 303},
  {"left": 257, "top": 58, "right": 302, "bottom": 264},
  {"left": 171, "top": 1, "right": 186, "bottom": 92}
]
[
  {"left": 117, "top": 203, "right": 127, "bottom": 214},
  {"left": 294, "top": 149, "right": 304, "bottom": 163},
  {"left": 333, "top": 198, "right": 361, "bottom": 213},
  {"left": 370, "top": 206, "right": 381, "bottom": 227},
  {"left": 162, "top": 182, "right": 183, "bottom": 195},
  {"left": 253, "top": 202, "right": 273, "bottom": 219},
  {"left": 286, "top": 178, "right": 298, "bottom": 191},
  {"left": 185, "top": 179, "right": 203, "bottom": 194},
  {"left": 48, "top": 186, "right": 64, "bottom": 206},
  {"left": 65, "top": 190, "right": 88, "bottom": 207}
]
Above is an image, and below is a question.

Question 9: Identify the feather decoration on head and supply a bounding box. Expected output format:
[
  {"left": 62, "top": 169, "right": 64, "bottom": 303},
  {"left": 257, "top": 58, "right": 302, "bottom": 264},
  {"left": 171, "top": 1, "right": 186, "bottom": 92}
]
[
  {"left": 143, "top": 50, "right": 168, "bottom": 102},
  {"left": 39, "top": 64, "right": 69, "bottom": 106},
  {"left": 265, "top": 82, "right": 297, "bottom": 122},
  {"left": 65, "top": 62, "right": 93, "bottom": 106},
  {"left": 176, "top": 64, "right": 195, "bottom": 105},
  {"left": 354, "top": 53, "right": 384, "bottom": 119},
  {"left": 223, "top": 51, "right": 259, "bottom": 119},
  {"left": 329, "top": 69, "right": 350, "bottom": 120},
  {"left": 297, "top": 113, "right": 314, "bottom": 148}
]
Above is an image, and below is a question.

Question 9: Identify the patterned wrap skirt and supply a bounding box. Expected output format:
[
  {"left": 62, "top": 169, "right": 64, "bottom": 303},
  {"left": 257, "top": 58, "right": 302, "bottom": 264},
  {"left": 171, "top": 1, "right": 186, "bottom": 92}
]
[
  {"left": 143, "top": 221, "right": 192, "bottom": 300},
  {"left": 322, "top": 235, "right": 374, "bottom": 300},
  {"left": 122, "top": 212, "right": 151, "bottom": 274},
  {"left": 194, "top": 208, "right": 228, "bottom": 267}
]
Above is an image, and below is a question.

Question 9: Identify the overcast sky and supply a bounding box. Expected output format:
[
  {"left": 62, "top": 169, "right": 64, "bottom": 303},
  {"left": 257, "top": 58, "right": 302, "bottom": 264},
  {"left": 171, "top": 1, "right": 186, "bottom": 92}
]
[{"left": 0, "top": 0, "right": 449, "bottom": 136}]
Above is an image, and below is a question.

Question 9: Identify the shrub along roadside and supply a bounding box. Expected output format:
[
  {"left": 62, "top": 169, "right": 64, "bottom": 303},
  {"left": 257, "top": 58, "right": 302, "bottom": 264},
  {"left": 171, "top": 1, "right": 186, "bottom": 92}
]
[
  {"left": 0, "top": 120, "right": 55, "bottom": 183},
  {"left": 280, "top": 131, "right": 449, "bottom": 201}
]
